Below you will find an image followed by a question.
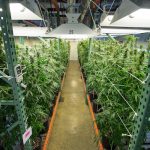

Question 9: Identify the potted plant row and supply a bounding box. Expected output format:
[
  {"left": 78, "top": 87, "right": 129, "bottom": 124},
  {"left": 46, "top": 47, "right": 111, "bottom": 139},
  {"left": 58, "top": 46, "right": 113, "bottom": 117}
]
[
  {"left": 0, "top": 36, "right": 70, "bottom": 149},
  {"left": 78, "top": 36, "right": 150, "bottom": 149}
]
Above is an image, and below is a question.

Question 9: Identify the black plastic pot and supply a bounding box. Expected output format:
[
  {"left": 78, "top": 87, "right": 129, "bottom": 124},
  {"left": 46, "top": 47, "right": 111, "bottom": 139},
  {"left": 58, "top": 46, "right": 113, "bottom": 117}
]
[
  {"left": 0, "top": 145, "right": 4, "bottom": 150},
  {"left": 92, "top": 100, "right": 102, "bottom": 114},
  {"left": 33, "top": 137, "right": 41, "bottom": 150},
  {"left": 49, "top": 105, "right": 53, "bottom": 117},
  {"left": 61, "top": 74, "right": 64, "bottom": 80},
  {"left": 102, "top": 136, "right": 116, "bottom": 150},
  {"left": 52, "top": 98, "right": 56, "bottom": 106},
  {"left": 84, "top": 75, "right": 87, "bottom": 83},
  {"left": 39, "top": 117, "right": 50, "bottom": 134},
  {"left": 52, "top": 90, "right": 59, "bottom": 106},
  {"left": 88, "top": 91, "right": 98, "bottom": 102}
]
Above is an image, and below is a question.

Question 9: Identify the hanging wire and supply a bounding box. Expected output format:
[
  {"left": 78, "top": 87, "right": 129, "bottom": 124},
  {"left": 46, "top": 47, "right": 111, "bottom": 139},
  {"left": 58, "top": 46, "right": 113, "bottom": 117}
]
[
  {"left": 107, "top": 0, "right": 116, "bottom": 15},
  {"left": 95, "top": 68, "right": 137, "bottom": 115},
  {"left": 90, "top": 0, "right": 104, "bottom": 12},
  {"left": 115, "top": 64, "right": 145, "bottom": 84},
  {"left": 106, "top": 96, "right": 132, "bottom": 137},
  {"left": 92, "top": 54, "right": 146, "bottom": 84},
  {"left": 116, "top": 112, "right": 132, "bottom": 137},
  {"left": 36, "top": 0, "right": 47, "bottom": 27},
  {"left": 143, "top": 73, "right": 150, "bottom": 84},
  {"left": 104, "top": 75, "right": 137, "bottom": 115},
  {"left": 93, "top": 48, "right": 148, "bottom": 84},
  {"left": 88, "top": 3, "right": 97, "bottom": 29}
]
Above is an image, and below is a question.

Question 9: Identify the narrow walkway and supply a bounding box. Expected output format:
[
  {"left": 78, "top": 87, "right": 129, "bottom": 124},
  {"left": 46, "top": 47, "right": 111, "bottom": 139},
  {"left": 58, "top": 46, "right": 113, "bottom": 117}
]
[{"left": 47, "top": 61, "right": 98, "bottom": 150}]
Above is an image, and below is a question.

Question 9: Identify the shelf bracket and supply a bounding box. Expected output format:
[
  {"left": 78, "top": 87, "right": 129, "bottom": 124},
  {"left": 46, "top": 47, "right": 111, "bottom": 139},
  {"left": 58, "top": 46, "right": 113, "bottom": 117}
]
[
  {"left": 0, "top": 100, "right": 15, "bottom": 105},
  {"left": 0, "top": 121, "right": 19, "bottom": 137},
  {"left": 0, "top": 70, "right": 12, "bottom": 85}
]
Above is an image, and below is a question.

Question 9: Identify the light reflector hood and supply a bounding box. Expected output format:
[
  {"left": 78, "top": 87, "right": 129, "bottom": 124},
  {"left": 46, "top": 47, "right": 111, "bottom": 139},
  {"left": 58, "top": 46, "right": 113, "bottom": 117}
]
[
  {"left": 111, "top": 0, "right": 150, "bottom": 28},
  {"left": 49, "top": 13, "right": 97, "bottom": 39},
  {"left": 49, "top": 23, "right": 97, "bottom": 39},
  {"left": 9, "top": 0, "right": 42, "bottom": 20},
  {"left": 100, "top": 12, "right": 113, "bottom": 26}
]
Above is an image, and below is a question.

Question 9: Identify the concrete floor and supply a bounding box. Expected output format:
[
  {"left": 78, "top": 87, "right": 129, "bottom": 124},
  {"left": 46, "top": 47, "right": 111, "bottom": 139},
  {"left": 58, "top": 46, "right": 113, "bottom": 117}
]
[{"left": 47, "top": 61, "right": 98, "bottom": 150}]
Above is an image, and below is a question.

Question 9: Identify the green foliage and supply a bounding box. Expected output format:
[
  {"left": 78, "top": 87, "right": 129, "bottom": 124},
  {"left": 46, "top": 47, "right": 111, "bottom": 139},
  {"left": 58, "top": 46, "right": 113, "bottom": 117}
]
[
  {"left": 0, "top": 37, "right": 69, "bottom": 149},
  {"left": 17, "top": 39, "right": 69, "bottom": 139},
  {"left": 78, "top": 36, "right": 149, "bottom": 148},
  {"left": 78, "top": 40, "right": 89, "bottom": 68}
]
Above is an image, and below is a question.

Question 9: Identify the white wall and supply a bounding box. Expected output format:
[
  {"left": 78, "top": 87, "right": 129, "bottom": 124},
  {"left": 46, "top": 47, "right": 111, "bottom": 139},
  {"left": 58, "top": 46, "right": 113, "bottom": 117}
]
[
  {"left": 69, "top": 40, "right": 79, "bottom": 60},
  {"left": 15, "top": 37, "right": 40, "bottom": 46}
]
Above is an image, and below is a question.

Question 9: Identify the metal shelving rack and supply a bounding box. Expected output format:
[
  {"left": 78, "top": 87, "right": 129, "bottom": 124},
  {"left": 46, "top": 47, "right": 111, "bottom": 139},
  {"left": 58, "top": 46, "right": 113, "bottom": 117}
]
[
  {"left": 0, "top": 0, "right": 32, "bottom": 149},
  {"left": 129, "top": 58, "right": 150, "bottom": 150}
]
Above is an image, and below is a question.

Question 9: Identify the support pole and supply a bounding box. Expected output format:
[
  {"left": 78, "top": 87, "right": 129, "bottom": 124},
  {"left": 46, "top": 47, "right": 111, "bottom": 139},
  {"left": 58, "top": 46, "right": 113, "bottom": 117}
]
[
  {"left": 88, "top": 38, "right": 93, "bottom": 60},
  {"left": 129, "top": 59, "right": 150, "bottom": 149},
  {"left": 0, "top": 0, "right": 32, "bottom": 149}
]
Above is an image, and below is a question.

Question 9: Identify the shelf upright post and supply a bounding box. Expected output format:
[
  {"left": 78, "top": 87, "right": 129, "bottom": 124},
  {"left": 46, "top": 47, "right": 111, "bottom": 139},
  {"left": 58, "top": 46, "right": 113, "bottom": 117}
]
[
  {"left": 129, "top": 58, "right": 150, "bottom": 150},
  {"left": 57, "top": 38, "right": 61, "bottom": 63},
  {"left": 57, "top": 38, "right": 60, "bottom": 52},
  {"left": 0, "top": 0, "right": 32, "bottom": 149},
  {"left": 88, "top": 38, "right": 93, "bottom": 60}
]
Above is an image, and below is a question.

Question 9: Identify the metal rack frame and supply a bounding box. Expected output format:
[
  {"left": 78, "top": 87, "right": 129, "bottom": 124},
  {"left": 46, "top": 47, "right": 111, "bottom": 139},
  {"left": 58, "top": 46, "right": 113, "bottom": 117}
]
[
  {"left": 129, "top": 58, "right": 150, "bottom": 150},
  {"left": 0, "top": 0, "right": 32, "bottom": 149}
]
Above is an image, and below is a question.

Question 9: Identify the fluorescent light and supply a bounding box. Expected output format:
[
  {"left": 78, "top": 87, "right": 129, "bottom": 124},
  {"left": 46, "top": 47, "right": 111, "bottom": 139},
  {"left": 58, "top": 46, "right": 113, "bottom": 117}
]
[
  {"left": 0, "top": 26, "right": 48, "bottom": 37},
  {"left": 9, "top": 2, "right": 42, "bottom": 20},
  {"left": 111, "top": 0, "right": 150, "bottom": 28},
  {"left": 12, "top": 27, "right": 48, "bottom": 37},
  {"left": 100, "top": 27, "right": 150, "bottom": 34}
]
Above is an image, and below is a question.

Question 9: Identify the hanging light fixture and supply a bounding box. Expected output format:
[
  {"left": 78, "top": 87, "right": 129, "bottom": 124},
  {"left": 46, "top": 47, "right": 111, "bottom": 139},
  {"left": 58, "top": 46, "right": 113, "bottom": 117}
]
[
  {"left": 110, "top": 0, "right": 150, "bottom": 28},
  {"left": 9, "top": 0, "right": 42, "bottom": 20},
  {"left": 100, "top": 12, "right": 114, "bottom": 26},
  {"left": 49, "top": 13, "right": 97, "bottom": 39}
]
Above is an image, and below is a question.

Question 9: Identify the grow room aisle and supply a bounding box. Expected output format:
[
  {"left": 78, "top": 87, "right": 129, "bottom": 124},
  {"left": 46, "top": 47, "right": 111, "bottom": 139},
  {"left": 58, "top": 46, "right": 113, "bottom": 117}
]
[{"left": 47, "top": 60, "right": 98, "bottom": 150}]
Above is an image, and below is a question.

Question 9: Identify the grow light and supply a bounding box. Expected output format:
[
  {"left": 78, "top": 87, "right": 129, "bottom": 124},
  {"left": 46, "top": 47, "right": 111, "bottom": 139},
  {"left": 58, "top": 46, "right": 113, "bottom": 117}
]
[
  {"left": 12, "top": 26, "right": 48, "bottom": 37},
  {"left": 49, "top": 13, "right": 97, "bottom": 39},
  {"left": 111, "top": 0, "right": 150, "bottom": 28},
  {"left": 101, "top": 28, "right": 150, "bottom": 34},
  {"left": 9, "top": 1, "right": 42, "bottom": 20},
  {"left": 100, "top": 13, "right": 113, "bottom": 26},
  {"left": 49, "top": 23, "right": 97, "bottom": 39}
]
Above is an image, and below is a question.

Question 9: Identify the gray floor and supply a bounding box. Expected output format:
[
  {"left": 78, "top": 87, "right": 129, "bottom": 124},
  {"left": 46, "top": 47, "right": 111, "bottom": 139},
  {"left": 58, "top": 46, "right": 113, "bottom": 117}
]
[{"left": 47, "top": 61, "right": 98, "bottom": 150}]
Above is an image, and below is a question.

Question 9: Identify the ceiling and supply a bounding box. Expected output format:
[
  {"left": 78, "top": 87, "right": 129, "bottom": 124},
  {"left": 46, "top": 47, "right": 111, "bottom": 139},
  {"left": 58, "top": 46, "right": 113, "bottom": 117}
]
[{"left": 12, "top": 0, "right": 122, "bottom": 29}]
